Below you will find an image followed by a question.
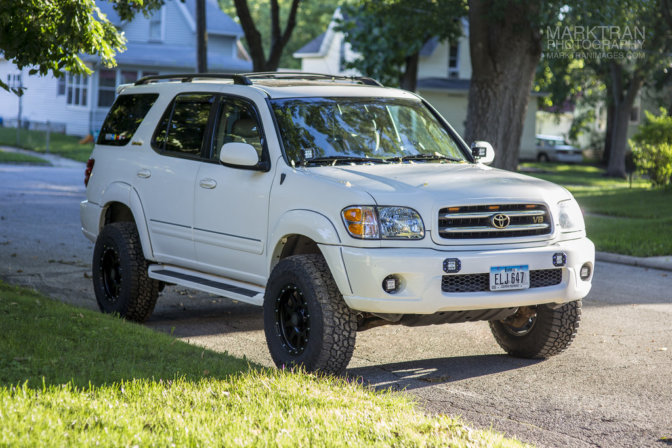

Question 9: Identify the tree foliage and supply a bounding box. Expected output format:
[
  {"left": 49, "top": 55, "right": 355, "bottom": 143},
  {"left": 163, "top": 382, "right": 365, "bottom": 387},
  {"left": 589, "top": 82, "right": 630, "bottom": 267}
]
[
  {"left": 535, "top": 0, "right": 672, "bottom": 176},
  {"left": 0, "top": 0, "right": 163, "bottom": 93},
  {"left": 218, "top": 0, "right": 337, "bottom": 70},
  {"left": 337, "top": 0, "right": 467, "bottom": 90}
]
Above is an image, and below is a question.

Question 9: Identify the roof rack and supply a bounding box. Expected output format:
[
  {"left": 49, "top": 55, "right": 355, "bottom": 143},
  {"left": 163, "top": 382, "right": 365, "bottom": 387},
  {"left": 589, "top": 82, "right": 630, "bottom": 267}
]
[
  {"left": 135, "top": 73, "right": 251, "bottom": 86},
  {"left": 239, "top": 71, "right": 384, "bottom": 87},
  {"left": 134, "top": 72, "right": 383, "bottom": 87}
]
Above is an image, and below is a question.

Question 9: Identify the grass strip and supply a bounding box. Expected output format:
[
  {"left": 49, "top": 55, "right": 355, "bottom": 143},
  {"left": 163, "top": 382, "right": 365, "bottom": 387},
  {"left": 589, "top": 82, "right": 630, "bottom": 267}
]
[
  {"left": 0, "top": 281, "right": 526, "bottom": 447},
  {"left": 0, "top": 128, "right": 93, "bottom": 162},
  {"left": 0, "top": 150, "right": 50, "bottom": 165}
]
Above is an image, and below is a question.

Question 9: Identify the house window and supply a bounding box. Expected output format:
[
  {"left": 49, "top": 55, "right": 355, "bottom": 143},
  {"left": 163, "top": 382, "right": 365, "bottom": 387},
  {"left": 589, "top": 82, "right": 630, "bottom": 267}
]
[
  {"left": 7, "top": 73, "right": 22, "bottom": 89},
  {"left": 57, "top": 77, "right": 65, "bottom": 95},
  {"left": 66, "top": 74, "right": 88, "bottom": 106},
  {"left": 448, "top": 43, "right": 459, "bottom": 79},
  {"left": 149, "top": 10, "right": 163, "bottom": 41},
  {"left": 121, "top": 70, "right": 139, "bottom": 84},
  {"left": 98, "top": 69, "right": 117, "bottom": 108}
]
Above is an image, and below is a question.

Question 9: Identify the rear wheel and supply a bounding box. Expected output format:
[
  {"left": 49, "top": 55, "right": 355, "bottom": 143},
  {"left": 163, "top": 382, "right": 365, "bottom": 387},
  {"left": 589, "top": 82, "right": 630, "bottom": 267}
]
[
  {"left": 537, "top": 153, "right": 550, "bottom": 163},
  {"left": 263, "top": 254, "right": 357, "bottom": 375},
  {"left": 92, "top": 222, "right": 158, "bottom": 322},
  {"left": 489, "top": 301, "right": 581, "bottom": 358}
]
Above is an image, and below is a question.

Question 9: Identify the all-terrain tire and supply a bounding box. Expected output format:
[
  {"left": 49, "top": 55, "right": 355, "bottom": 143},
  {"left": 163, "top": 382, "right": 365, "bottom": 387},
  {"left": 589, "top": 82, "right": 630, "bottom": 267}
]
[
  {"left": 92, "top": 222, "right": 159, "bottom": 322},
  {"left": 263, "top": 254, "right": 357, "bottom": 375},
  {"left": 489, "top": 300, "right": 581, "bottom": 358}
]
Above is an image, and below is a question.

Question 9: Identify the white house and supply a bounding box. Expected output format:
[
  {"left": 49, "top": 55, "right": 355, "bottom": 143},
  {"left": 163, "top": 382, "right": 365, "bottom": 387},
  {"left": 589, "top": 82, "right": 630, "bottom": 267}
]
[
  {"left": 0, "top": 0, "right": 251, "bottom": 136},
  {"left": 293, "top": 11, "right": 539, "bottom": 159}
]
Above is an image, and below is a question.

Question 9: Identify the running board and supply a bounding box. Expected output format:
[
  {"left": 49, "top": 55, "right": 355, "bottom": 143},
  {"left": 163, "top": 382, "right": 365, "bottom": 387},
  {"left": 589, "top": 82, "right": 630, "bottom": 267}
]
[{"left": 148, "top": 265, "right": 265, "bottom": 306}]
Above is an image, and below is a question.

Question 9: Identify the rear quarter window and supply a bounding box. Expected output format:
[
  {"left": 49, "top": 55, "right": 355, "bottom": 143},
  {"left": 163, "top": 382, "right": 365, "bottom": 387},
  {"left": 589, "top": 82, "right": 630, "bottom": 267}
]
[{"left": 97, "top": 93, "right": 159, "bottom": 146}]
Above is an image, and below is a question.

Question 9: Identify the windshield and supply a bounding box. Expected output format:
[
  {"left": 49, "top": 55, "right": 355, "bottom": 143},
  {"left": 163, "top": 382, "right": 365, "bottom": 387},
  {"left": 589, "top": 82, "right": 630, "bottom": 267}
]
[{"left": 270, "top": 97, "right": 469, "bottom": 166}]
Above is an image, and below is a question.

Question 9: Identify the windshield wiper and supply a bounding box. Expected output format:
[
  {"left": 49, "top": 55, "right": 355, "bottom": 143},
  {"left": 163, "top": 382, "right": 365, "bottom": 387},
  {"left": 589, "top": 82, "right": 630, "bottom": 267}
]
[
  {"left": 394, "top": 154, "right": 462, "bottom": 163},
  {"left": 302, "top": 156, "right": 387, "bottom": 166}
]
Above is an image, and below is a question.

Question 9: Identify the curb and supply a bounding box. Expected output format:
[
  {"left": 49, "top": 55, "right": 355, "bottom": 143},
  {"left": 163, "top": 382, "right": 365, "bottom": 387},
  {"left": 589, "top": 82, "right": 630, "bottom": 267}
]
[{"left": 596, "top": 251, "right": 672, "bottom": 272}]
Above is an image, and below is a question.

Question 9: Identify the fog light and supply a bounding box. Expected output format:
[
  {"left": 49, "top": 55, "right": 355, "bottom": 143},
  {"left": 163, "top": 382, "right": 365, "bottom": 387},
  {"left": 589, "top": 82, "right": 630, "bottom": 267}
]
[
  {"left": 382, "top": 275, "right": 400, "bottom": 294},
  {"left": 553, "top": 252, "right": 567, "bottom": 267},
  {"left": 443, "top": 258, "right": 461, "bottom": 273},
  {"left": 580, "top": 263, "right": 592, "bottom": 280}
]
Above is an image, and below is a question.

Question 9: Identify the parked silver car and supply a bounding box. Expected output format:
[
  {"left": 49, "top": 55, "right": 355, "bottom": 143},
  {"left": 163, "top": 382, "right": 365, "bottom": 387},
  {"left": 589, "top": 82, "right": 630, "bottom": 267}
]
[{"left": 536, "top": 135, "right": 583, "bottom": 163}]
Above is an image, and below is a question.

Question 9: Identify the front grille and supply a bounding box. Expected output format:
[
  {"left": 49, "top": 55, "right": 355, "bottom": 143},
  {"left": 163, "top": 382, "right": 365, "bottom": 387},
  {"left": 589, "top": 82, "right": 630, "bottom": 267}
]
[
  {"left": 441, "top": 269, "right": 562, "bottom": 293},
  {"left": 438, "top": 204, "right": 552, "bottom": 239}
]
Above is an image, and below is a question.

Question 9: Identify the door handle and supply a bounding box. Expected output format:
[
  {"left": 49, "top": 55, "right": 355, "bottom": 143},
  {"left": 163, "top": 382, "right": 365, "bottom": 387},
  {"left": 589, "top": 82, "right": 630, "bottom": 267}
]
[
  {"left": 199, "top": 178, "right": 217, "bottom": 189},
  {"left": 137, "top": 169, "right": 151, "bottom": 179}
]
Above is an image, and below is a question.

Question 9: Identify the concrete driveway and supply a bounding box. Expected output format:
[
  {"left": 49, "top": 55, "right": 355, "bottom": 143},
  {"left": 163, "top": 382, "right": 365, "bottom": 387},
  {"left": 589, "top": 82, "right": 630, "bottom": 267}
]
[{"left": 1, "top": 161, "right": 671, "bottom": 448}]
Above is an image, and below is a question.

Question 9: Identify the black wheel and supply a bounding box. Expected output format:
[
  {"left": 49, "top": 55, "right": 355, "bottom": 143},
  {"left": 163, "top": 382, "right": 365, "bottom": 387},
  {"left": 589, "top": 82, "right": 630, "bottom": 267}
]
[
  {"left": 263, "top": 254, "right": 357, "bottom": 375},
  {"left": 537, "top": 153, "right": 549, "bottom": 163},
  {"left": 92, "top": 222, "right": 159, "bottom": 322},
  {"left": 489, "top": 300, "right": 581, "bottom": 358}
]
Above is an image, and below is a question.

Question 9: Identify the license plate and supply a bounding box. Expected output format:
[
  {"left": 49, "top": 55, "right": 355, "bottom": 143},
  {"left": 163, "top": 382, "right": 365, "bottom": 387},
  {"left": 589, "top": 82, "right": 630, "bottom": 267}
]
[{"left": 490, "top": 265, "right": 530, "bottom": 291}]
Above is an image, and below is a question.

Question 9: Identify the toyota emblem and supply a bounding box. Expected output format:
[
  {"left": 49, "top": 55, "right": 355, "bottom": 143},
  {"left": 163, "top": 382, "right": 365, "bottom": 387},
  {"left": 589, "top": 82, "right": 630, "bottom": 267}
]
[{"left": 490, "top": 213, "right": 510, "bottom": 229}]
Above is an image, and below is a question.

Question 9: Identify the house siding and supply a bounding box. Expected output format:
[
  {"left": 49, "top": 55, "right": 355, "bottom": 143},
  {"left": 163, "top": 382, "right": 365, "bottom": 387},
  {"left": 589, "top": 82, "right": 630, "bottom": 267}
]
[{"left": 0, "top": 62, "right": 91, "bottom": 136}]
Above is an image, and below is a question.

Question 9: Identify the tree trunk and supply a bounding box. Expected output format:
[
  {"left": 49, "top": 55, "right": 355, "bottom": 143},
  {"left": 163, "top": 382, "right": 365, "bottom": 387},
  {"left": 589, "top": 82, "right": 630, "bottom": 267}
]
[
  {"left": 234, "top": 0, "right": 301, "bottom": 72},
  {"left": 196, "top": 0, "right": 207, "bottom": 73},
  {"left": 602, "top": 96, "right": 614, "bottom": 166},
  {"left": 399, "top": 52, "right": 419, "bottom": 91},
  {"left": 606, "top": 62, "right": 643, "bottom": 178},
  {"left": 464, "top": 0, "right": 542, "bottom": 171}
]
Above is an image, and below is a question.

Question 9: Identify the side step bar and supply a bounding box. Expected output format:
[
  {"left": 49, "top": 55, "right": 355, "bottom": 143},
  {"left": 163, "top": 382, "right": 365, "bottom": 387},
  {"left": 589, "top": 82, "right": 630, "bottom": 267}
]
[{"left": 148, "top": 265, "right": 265, "bottom": 306}]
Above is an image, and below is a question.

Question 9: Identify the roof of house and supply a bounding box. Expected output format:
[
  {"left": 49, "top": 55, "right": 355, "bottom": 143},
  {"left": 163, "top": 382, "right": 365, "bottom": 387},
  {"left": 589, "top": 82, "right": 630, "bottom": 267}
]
[
  {"left": 294, "top": 32, "right": 326, "bottom": 56},
  {"left": 82, "top": 43, "right": 252, "bottom": 71},
  {"left": 417, "top": 78, "right": 470, "bottom": 91},
  {"left": 97, "top": 0, "right": 243, "bottom": 37}
]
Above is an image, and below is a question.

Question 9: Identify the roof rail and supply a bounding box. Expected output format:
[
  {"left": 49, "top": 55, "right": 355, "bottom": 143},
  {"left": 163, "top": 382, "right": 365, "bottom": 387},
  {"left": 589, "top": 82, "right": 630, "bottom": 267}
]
[
  {"left": 239, "top": 71, "right": 383, "bottom": 87},
  {"left": 134, "top": 73, "right": 252, "bottom": 86},
  {"left": 133, "top": 72, "right": 383, "bottom": 87}
]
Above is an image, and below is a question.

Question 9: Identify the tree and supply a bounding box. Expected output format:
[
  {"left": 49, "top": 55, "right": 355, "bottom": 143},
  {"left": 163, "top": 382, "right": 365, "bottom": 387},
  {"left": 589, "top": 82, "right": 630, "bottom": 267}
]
[
  {"left": 464, "top": 0, "right": 564, "bottom": 171},
  {"left": 337, "top": 0, "right": 467, "bottom": 91},
  {"left": 547, "top": 0, "right": 672, "bottom": 177},
  {"left": 0, "top": 0, "right": 164, "bottom": 93},
  {"left": 229, "top": 0, "right": 302, "bottom": 71},
  {"left": 219, "top": 0, "right": 337, "bottom": 69}
]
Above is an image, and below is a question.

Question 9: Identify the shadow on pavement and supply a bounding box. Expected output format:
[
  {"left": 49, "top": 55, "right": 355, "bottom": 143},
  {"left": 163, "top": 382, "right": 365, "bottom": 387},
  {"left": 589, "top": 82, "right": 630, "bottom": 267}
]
[{"left": 347, "top": 354, "right": 541, "bottom": 390}]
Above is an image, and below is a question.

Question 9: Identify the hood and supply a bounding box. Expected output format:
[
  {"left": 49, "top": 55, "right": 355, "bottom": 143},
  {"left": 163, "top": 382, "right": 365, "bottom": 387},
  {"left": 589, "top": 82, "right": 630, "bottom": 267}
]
[{"left": 304, "top": 162, "right": 572, "bottom": 209}]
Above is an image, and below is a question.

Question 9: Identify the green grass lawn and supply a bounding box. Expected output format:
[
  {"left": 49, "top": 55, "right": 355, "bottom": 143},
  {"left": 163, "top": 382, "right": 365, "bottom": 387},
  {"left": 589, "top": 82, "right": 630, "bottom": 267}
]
[
  {"left": 0, "top": 150, "right": 50, "bottom": 165},
  {"left": 0, "top": 281, "right": 525, "bottom": 447},
  {"left": 520, "top": 163, "right": 672, "bottom": 256},
  {"left": 0, "top": 127, "right": 93, "bottom": 162}
]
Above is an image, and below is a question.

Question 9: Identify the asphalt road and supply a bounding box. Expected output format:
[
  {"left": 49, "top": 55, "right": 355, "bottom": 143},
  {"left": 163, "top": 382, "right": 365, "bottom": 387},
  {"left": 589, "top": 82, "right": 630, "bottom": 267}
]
[{"left": 1, "top": 162, "right": 671, "bottom": 448}]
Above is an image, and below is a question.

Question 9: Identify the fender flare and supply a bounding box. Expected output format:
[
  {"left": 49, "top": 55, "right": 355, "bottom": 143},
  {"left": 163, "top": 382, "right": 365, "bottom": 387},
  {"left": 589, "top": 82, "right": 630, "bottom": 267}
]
[
  {"left": 99, "top": 182, "right": 155, "bottom": 261},
  {"left": 268, "top": 209, "right": 352, "bottom": 295}
]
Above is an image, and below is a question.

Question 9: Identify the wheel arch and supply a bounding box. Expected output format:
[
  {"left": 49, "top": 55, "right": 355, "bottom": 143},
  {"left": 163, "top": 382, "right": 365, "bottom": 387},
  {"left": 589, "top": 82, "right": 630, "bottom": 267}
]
[
  {"left": 98, "top": 182, "right": 154, "bottom": 261},
  {"left": 268, "top": 210, "right": 352, "bottom": 295}
]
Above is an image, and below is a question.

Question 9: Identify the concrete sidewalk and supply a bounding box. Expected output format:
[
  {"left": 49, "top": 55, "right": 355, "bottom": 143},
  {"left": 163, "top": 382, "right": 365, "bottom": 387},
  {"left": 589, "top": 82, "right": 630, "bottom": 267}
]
[{"left": 2, "top": 146, "right": 671, "bottom": 272}]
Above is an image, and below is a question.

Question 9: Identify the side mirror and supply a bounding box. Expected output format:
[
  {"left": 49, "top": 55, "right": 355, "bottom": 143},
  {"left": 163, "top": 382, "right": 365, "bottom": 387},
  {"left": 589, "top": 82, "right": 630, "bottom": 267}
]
[
  {"left": 471, "top": 141, "right": 495, "bottom": 165},
  {"left": 219, "top": 142, "right": 259, "bottom": 168}
]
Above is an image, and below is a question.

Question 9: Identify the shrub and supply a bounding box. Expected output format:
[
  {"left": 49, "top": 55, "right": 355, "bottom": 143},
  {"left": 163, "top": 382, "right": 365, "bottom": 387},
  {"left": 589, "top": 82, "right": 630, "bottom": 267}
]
[
  {"left": 631, "top": 142, "right": 672, "bottom": 187},
  {"left": 630, "top": 108, "right": 672, "bottom": 188}
]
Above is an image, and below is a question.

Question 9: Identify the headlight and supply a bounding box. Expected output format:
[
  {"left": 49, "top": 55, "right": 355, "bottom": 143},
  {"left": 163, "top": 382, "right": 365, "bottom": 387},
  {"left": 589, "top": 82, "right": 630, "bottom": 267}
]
[
  {"left": 342, "top": 206, "right": 425, "bottom": 239},
  {"left": 557, "top": 199, "right": 585, "bottom": 232}
]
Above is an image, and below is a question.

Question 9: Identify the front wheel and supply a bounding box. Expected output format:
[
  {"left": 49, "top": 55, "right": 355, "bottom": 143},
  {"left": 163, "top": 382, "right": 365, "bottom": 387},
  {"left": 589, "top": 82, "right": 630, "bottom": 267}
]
[
  {"left": 263, "top": 254, "right": 357, "bottom": 375},
  {"left": 489, "top": 300, "right": 581, "bottom": 358}
]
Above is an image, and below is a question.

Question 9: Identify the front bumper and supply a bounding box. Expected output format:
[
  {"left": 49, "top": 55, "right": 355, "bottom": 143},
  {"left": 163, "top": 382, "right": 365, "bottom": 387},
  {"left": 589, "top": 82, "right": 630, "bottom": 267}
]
[{"left": 325, "top": 238, "right": 594, "bottom": 314}]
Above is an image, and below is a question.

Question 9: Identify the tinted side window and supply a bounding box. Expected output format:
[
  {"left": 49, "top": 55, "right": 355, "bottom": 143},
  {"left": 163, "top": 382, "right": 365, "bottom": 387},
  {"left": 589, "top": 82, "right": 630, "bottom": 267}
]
[
  {"left": 153, "top": 93, "right": 215, "bottom": 156},
  {"left": 211, "top": 98, "right": 263, "bottom": 161},
  {"left": 97, "top": 94, "right": 159, "bottom": 146}
]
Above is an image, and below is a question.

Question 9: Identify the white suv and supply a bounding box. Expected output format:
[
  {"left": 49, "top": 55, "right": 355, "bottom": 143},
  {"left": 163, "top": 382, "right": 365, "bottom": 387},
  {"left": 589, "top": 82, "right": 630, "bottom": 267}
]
[{"left": 81, "top": 73, "right": 594, "bottom": 374}]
